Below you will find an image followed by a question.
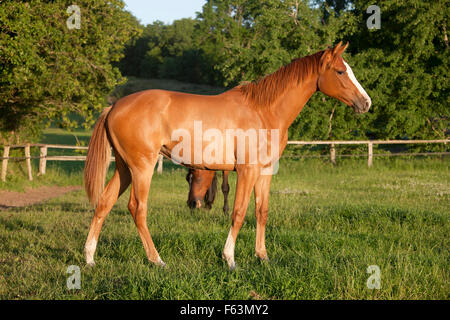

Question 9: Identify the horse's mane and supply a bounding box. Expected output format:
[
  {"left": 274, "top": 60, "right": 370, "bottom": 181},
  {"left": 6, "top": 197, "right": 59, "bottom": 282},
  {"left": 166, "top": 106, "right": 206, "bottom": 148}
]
[{"left": 239, "top": 50, "right": 324, "bottom": 109}]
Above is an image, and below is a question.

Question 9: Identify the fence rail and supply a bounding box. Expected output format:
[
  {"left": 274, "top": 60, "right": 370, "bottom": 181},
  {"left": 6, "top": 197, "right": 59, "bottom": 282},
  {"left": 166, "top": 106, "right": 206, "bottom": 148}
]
[
  {"left": 286, "top": 139, "right": 449, "bottom": 167},
  {"left": 1, "top": 140, "right": 448, "bottom": 182}
]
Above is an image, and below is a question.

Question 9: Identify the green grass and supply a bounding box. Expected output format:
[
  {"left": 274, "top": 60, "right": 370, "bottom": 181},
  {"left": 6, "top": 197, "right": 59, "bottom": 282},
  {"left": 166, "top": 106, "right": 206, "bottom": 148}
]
[
  {"left": 0, "top": 128, "right": 89, "bottom": 192},
  {"left": 0, "top": 76, "right": 224, "bottom": 192},
  {"left": 0, "top": 77, "right": 448, "bottom": 299},
  {"left": 41, "top": 128, "right": 92, "bottom": 146},
  {"left": 0, "top": 156, "right": 448, "bottom": 300}
]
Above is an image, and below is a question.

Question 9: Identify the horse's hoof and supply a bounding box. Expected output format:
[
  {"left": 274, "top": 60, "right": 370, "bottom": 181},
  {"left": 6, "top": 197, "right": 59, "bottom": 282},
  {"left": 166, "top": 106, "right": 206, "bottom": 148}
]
[
  {"left": 256, "top": 254, "right": 269, "bottom": 263},
  {"left": 154, "top": 257, "right": 167, "bottom": 268},
  {"left": 222, "top": 254, "right": 236, "bottom": 271},
  {"left": 86, "top": 261, "right": 96, "bottom": 268},
  {"left": 226, "top": 259, "right": 236, "bottom": 271}
]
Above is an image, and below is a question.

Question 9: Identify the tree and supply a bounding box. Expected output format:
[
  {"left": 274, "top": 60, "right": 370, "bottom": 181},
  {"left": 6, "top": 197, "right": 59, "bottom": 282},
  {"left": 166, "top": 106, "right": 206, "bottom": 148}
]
[
  {"left": 118, "top": 21, "right": 160, "bottom": 78},
  {"left": 0, "top": 0, "right": 141, "bottom": 143},
  {"left": 346, "top": 0, "right": 449, "bottom": 141},
  {"left": 199, "top": 0, "right": 449, "bottom": 142},
  {"left": 118, "top": 0, "right": 448, "bottom": 144},
  {"left": 119, "top": 18, "right": 216, "bottom": 83},
  {"left": 198, "top": 0, "right": 361, "bottom": 142}
]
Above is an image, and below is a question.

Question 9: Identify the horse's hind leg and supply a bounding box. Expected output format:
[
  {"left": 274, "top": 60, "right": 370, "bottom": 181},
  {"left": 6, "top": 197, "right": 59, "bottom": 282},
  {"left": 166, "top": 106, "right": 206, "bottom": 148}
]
[
  {"left": 129, "top": 154, "right": 165, "bottom": 267},
  {"left": 85, "top": 155, "right": 130, "bottom": 266}
]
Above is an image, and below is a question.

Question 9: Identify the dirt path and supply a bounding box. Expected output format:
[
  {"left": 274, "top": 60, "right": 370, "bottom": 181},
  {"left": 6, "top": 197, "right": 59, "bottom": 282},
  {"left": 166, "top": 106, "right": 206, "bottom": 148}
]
[{"left": 0, "top": 186, "right": 82, "bottom": 209}]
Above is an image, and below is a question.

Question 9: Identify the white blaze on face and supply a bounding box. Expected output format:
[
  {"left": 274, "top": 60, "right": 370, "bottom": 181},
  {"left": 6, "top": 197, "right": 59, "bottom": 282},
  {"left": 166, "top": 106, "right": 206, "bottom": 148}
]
[{"left": 343, "top": 61, "right": 372, "bottom": 108}]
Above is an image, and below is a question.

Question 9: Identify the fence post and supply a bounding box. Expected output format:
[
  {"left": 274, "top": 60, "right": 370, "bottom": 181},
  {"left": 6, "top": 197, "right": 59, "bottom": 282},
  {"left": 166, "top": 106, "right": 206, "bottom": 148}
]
[
  {"left": 330, "top": 143, "right": 336, "bottom": 165},
  {"left": 39, "top": 146, "right": 48, "bottom": 176},
  {"left": 1, "top": 146, "right": 10, "bottom": 182},
  {"left": 25, "top": 144, "right": 33, "bottom": 181},
  {"left": 368, "top": 142, "right": 373, "bottom": 167},
  {"left": 157, "top": 154, "right": 163, "bottom": 174}
]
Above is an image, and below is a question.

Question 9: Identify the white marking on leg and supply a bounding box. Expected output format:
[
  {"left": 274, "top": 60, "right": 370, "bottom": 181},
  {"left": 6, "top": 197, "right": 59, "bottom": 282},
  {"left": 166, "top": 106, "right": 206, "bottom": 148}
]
[
  {"left": 344, "top": 61, "right": 371, "bottom": 107},
  {"left": 85, "top": 238, "right": 97, "bottom": 266},
  {"left": 223, "top": 228, "right": 236, "bottom": 269}
]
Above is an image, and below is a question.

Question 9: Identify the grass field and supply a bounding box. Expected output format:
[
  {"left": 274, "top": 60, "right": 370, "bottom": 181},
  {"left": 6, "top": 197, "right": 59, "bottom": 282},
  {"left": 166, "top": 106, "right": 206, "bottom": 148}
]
[
  {"left": 0, "top": 155, "right": 448, "bottom": 300},
  {"left": 0, "top": 78, "right": 448, "bottom": 300}
]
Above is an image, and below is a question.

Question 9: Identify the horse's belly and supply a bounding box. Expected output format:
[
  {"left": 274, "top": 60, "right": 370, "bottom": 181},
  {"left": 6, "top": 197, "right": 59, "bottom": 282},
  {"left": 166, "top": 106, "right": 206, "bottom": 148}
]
[{"left": 159, "top": 146, "right": 236, "bottom": 171}]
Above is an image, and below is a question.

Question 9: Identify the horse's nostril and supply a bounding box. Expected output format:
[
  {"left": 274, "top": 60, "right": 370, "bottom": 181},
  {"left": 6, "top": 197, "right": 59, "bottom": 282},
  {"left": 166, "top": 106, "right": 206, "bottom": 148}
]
[
  {"left": 188, "top": 200, "right": 197, "bottom": 209},
  {"left": 188, "top": 199, "right": 202, "bottom": 209}
]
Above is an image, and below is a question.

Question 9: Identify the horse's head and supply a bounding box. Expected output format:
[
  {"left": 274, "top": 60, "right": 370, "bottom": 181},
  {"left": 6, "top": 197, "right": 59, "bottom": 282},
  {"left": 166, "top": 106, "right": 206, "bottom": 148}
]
[
  {"left": 318, "top": 42, "right": 371, "bottom": 114},
  {"left": 186, "top": 169, "right": 216, "bottom": 210}
]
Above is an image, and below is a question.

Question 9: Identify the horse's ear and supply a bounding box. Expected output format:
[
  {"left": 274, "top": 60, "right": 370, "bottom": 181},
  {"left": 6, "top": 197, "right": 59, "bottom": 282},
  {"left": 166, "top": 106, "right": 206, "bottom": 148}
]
[
  {"left": 332, "top": 41, "right": 343, "bottom": 55},
  {"left": 335, "top": 42, "right": 349, "bottom": 56},
  {"left": 320, "top": 42, "right": 349, "bottom": 72},
  {"left": 320, "top": 48, "right": 333, "bottom": 71}
]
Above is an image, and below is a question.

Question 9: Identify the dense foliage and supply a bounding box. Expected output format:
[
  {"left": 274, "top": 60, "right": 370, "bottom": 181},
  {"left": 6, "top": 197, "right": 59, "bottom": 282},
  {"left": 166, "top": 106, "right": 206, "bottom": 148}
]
[
  {"left": 0, "top": 0, "right": 448, "bottom": 144},
  {"left": 120, "top": 0, "right": 448, "bottom": 143},
  {"left": 0, "top": 0, "right": 141, "bottom": 143}
]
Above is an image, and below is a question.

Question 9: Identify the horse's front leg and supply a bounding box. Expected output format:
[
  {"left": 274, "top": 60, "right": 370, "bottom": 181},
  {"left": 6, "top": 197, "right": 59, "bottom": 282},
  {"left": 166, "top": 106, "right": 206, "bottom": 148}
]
[
  {"left": 223, "top": 166, "right": 259, "bottom": 270},
  {"left": 253, "top": 174, "right": 272, "bottom": 261}
]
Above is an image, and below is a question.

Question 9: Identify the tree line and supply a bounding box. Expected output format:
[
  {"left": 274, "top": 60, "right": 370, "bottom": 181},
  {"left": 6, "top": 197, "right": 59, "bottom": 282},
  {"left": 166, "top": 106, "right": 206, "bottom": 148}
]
[
  {"left": 119, "top": 0, "right": 448, "bottom": 145},
  {"left": 0, "top": 0, "right": 140, "bottom": 144},
  {"left": 0, "top": 0, "right": 448, "bottom": 147}
]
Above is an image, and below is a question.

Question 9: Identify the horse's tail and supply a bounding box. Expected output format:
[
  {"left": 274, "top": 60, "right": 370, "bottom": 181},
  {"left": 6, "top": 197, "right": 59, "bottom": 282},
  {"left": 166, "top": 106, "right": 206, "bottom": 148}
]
[{"left": 84, "top": 106, "right": 113, "bottom": 207}]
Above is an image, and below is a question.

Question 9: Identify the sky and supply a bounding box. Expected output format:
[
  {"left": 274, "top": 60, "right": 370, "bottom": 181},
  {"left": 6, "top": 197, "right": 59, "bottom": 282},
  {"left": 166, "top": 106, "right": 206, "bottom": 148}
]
[{"left": 123, "top": 0, "right": 207, "bottom": 25}]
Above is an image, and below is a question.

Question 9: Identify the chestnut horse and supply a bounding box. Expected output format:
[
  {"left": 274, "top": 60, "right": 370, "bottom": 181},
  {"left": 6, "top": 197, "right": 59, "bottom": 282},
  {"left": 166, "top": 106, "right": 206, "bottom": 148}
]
[
  {"left": 186, "top": 169, "right": 230, "bottom": 214},
  {"left": 84, "top": 42, "right": 371, "bottom": 269}
]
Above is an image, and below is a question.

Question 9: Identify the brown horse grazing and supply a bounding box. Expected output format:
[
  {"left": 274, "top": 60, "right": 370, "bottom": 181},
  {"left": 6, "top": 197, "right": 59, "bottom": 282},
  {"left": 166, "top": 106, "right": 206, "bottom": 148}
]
[
  {"left": 84, "top": 42, "right": 371, "bottom": 270},
  {"left": 186, "top": 169, "right": 230, "bottom": 214}
]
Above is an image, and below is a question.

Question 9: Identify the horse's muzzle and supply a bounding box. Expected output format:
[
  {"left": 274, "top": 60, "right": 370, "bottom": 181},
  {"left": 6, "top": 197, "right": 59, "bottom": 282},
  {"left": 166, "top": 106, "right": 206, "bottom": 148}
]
[
  {"left": 187, "top": 199, "right": 202, "bottom": 209},
  {"left": 353, "top": 97, "right": 371, "bottom": 114}
]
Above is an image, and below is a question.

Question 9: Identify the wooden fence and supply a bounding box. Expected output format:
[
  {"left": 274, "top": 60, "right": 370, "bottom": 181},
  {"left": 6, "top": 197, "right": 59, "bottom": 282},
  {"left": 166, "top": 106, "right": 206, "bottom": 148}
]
[
  {"left": 1, "top": 140, "right": 448, "bottom": 182},
  {"left": 287, "top": 139, "right": 449, "bottom": 166}
]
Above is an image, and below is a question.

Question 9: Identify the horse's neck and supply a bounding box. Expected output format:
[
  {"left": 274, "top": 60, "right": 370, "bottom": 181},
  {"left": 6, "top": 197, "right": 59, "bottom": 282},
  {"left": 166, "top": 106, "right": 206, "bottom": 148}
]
[{"left": 269, "top": 76, "right": 318, "bottom": 133}]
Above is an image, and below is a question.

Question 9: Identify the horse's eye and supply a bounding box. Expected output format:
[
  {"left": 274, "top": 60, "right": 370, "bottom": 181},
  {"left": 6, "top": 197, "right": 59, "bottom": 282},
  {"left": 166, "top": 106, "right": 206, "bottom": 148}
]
[{"left": 337, "top": 70, "right": 345, "bottom": 75}]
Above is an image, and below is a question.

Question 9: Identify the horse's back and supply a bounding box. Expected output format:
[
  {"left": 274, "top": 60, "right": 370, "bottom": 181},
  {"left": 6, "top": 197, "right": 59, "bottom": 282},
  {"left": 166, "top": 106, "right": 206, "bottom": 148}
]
[
  {"left": 106, "top": 88, "right": 263, "bottom": 164},
  {"left": 109, "top": 89, "right": 240, "bottom": 120},
  {"left": 111, "top": 89, "right": 172, "bottom": 117}
]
